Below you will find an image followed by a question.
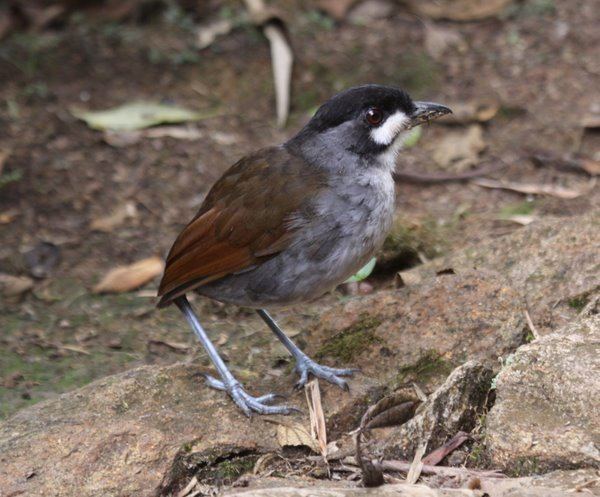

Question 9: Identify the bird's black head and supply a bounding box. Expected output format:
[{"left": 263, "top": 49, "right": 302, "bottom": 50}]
[{"left": 289, "top": 84, "right": 451, "bottom": 163}]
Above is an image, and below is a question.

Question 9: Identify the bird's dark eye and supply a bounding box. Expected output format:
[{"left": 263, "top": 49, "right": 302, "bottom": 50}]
[{"left": 365, "top": 107, "right": 384, "bottom": 126}]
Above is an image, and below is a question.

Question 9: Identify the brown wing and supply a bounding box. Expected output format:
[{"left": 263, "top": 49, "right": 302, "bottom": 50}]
[{"left": 157, "top": 147, "right": 324, "bottom": 307}]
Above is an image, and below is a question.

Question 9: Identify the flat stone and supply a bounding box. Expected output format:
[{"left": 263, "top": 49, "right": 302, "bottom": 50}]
[
  {"left": 402, "top": 211, "right": 600, "bottom": 334},
  {"left": 485, "top": 315, "right": 600, "bottom": 473}
]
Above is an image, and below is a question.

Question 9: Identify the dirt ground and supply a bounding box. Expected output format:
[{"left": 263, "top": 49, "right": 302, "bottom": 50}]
[{"left": 0, "top": 0, "right": 598, "bottom": 419}]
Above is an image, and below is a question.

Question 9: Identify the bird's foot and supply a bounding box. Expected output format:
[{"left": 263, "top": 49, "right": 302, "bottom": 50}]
[
  {"left": 294, "top": 356, "right": 358, "bottom": 390},
  {"left": 203, "top": 374, "right": 298, "bottom": 417}
]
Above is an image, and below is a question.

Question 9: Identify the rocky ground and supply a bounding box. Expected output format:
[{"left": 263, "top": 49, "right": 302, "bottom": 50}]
[{"left": 1, "top": 0, "right": 599, "bottom": 496}]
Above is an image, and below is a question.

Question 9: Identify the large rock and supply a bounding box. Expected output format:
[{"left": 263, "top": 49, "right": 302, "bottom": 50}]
[
  {"left": 310, "top": 270, "right": 525, "bottom": 392},
  {"left": 486, "top": 315, "right": 600, "bottom": 473},
  {"left": 382, "top": 361, "right": 493, "bottom": 460},
  {"left": 0, "top": 363, "right": 283, "bottom": 497},
  {"left": 401, "top": 212, "right": 600, "bottom": 335},
  {"left": 0, "top": 270, "right": 527, "bottom": 497},
  {"left": 225, "top": 484, "right": 482, "bottom": 496}
]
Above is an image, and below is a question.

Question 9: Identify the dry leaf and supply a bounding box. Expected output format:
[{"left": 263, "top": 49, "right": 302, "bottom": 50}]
[
  {"left": 406, "top": 444, "right": 426, "bottom": 484},
  {"left": 305, "top": 379, "right": 328, "bottom": 459},
  {"left": 500, "top": 214, "right": 536, "bottom": 225},
  {"left": 196, "top": 18, "right": 234, "bottom": 50},
  {"left": 424, "top": 22, "right": 466, "bottom": 59},
  {"left": 348, "top": 0, "right": 394, "bottom": 24},
  {"left": 0, "top": 208, "right": 18, "bottom": 224},
  {"left": 407, "top": 0, "right": 513, "bottom": 21},
  {"left": 396, "top": 270, "right": 422, "bottom": 287},
  {"left": 244, "top": 0, "right": 293, "bottom": 127},
  {"left": 90, "top": 201, "right": 137, "bottom": 232},
  {"left": 93, "top": 257, "right": 164, "bottom": 293},
  {"left": 422, "top": 431, "right": 470, "bottom": 466},
  {"left": 432, "top": 125, "right": 486, "bottom": 171},
  {"left": 443, "top": 100, "right": 500, "bottom": 124},
  {"left": 0, "top": 273, "right": 34, "bottom": 298},
  {"left": 264, "top": 23, "right": 293, "bottom": 127},
  {"left": 276, "top": 422, "right": 319, "bottom": 453},
  {"left": 317, "top": 0, "right": 356, "bottom": 19},
  {"left": 148, "top": 339, "right": 190, "bottom": 353},
  {"left": 473, "top": 177, "right": 596, "bottom": 199}
]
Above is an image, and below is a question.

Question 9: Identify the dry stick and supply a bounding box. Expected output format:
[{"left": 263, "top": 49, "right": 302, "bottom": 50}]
[
  {"left": 393, "top": 160, "right": 507, "bottom": 184},
  {"left": 379, "top": 460, "right": 505, "bottom": 479},
  {"left": 524, "top": 309, "right": 540, "bottom": 341}
]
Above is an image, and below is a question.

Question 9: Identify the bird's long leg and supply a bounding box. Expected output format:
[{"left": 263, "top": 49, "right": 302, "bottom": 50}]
[
  {"left": 175, "top": 296, "right": 296, "bottom": 416},
  {"left": 256, "top": 309, "right": 357, "bottom": 390}
]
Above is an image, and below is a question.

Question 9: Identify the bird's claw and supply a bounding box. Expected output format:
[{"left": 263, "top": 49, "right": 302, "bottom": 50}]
[
  {"left": 202, "top": 374, "right": 297, "bottom": 417},
  {"left": 293, "top": 357, "right": 358, "bottom": 390}
]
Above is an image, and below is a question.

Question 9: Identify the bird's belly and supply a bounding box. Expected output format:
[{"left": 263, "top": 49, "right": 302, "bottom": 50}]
[{"left": 198, "top": 172, "right": 396, "bottom": 308}]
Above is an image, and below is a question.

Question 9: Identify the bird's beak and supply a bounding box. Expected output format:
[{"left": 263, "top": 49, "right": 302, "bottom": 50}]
[{"left": 409, "top": 101, "right": 452, "bottom": 128}]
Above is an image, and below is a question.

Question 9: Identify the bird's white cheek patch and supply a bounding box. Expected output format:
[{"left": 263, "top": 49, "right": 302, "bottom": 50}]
[{"left": 370, "top": 111, "right": 409, "bottom": 145}]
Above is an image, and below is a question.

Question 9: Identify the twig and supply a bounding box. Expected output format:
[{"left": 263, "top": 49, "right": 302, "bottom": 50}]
[
  {"left": 379, "top": 460, "right": 505, "bottom": 479},
  {"left": 524, "top": 309, "right": 540, "bottom": 341},
  {"left": 393, "top": 160, "right": 507, "bottom": 184}
]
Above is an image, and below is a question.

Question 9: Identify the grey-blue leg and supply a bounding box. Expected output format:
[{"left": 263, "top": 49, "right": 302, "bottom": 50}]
[
  {"left": 175, "top": 296, "right": 296, "bottom": 416},
  {"left": 256, "top": 309, "right": 356, "bottom": 390}
]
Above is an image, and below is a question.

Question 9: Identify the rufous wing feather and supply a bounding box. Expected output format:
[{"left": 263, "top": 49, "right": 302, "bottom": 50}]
[{"left": 157, "top": 147, "right": 324, "bottom": 307}]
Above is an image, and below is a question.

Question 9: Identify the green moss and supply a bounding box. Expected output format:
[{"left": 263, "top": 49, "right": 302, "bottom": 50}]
[
  {"left": 213, "top": 457, "right": 256, "bottom": 480},
  {"left": 498, "top": 200, "right": 536, "bottom": 218},
  {"left": 508, "top": 457, "right": 541, "bottom": 477},
  {"left": 393, "top": 350, "right": 453, "bottom": 388},
  {"left": 567, "top": 295, "right": 588, "bottom": 312},
  {"left": 316, "top": 314, "right": 383, "bottom": 362}
]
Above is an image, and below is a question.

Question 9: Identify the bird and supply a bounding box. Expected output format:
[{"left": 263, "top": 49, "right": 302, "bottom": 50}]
[{"left": 157, "top": 84, "right": 451, "bottom": 416}]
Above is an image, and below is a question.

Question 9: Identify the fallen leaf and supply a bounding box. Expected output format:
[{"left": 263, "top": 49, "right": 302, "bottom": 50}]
[
  {"left": 0, "top": 208, "right": 19, "bottom": 224},
  {"left": 406, "top": 444, "right": 426, "bottom": 484},
  {"left": 60, "top": 344, "right": 91, "bottom": 356},
  {"left": 422, "top": 431, "right": 470, "bottom": 466},
  {"left": 73, "top": 102, "right": 216, "bottom": 131},
  {"left": 317, "top": 0, "right": 356, "bottom": 19},
  {"left": 403, "top": 126, "right": 422, "bottom": 148},
  {"left": 148, "top": 339, "right": 190, "bottom": 353},
  {"left": 499, "top": 214, "right": 536, "bottom": 225},
  {"left": 244, "top": 0, "right": 293, "bottom": 127},
  {"left": 424, "top": 22, "right": 466, "bottom": 59},
  {"left": 395, "top": 271, "right": 422, "bottom": 287},
  {"left": 0, "top": 273, "right": 34, "bottom": 298},
  {"left": 93, "top": 256, "right": 164, "bottom": 293},
  {"left": 432, "top": 125, "right": 486, "bottom": 171},
  {"left": 196, "top": 18, "right": 234, "bottom": 50},
  {"left": 305, "top": 379, "right": 328, "bottom": 459},
  {"left": 264, "top": 23, "right": 293, "bottom": 127},
  {"left": 276, "top": 421, "right": 320, "bottom": 453},
  {"left": 90, "top": 202, "right": 137, "bottom": 232},
  {"left": 348, "top": 0, "right": 394, "bottom": 24},
  {"left": 345, "top": 257, "right": 376, "bottom": 283},
  {"left": 442, "top": 100, "right": 500, "bottom": 124},
  {"left": 473, "top": 177, "right": 596, "bottom": 199},
  {"left": 407, "top": 0, "right": 513, "bottom": 21}
]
